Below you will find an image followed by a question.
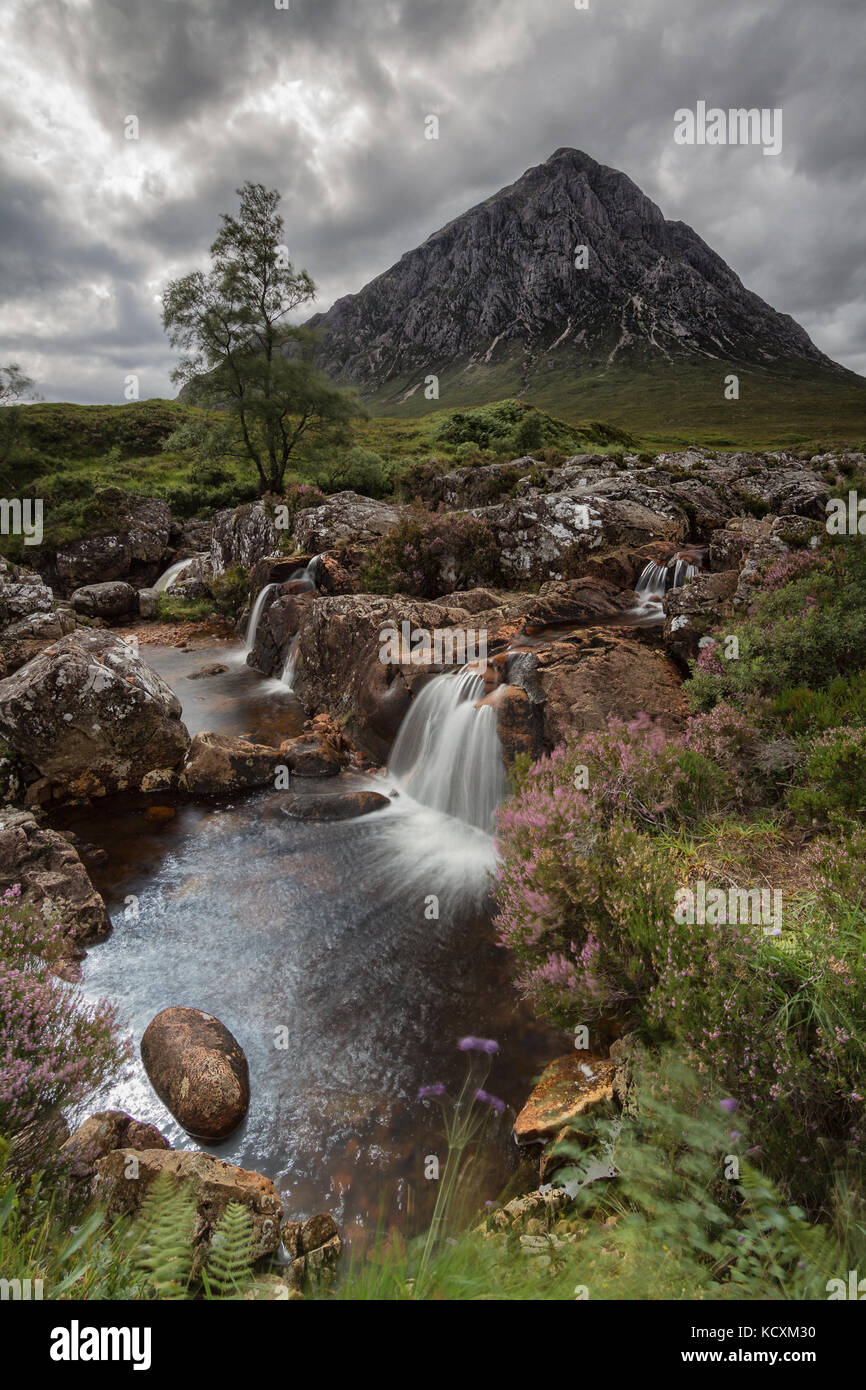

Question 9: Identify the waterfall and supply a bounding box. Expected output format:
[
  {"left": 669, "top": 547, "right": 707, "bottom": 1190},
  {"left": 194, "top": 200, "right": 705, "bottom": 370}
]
[
  {"left": 288, "top": 555, "right": 322, "bottom": 591},
  {"left": 281, "top": 634, "right": 300, "bottom": 689},
  {"left": 388, "top": 667, "right": 507, "bottom": 832},
  {"left": 153, "top": 558, "right": 192, "bottom": 593},
  {"left": 632, "top": 553, "right": 700, "bottom": 624},
  {"left": 243, "top": 583, "right": 278, "bottom": 656}
]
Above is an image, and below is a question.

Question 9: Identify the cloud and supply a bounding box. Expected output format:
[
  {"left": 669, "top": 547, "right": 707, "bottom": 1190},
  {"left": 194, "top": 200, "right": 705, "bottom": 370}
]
[{"left": 0, "top": 0, "right": 863, "bottom": 402}]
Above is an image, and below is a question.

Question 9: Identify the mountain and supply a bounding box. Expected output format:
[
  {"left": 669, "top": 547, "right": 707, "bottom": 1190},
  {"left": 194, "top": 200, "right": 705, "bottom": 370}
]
[{"left": 307, "top": 148, "right": 866, "bottom": 442}]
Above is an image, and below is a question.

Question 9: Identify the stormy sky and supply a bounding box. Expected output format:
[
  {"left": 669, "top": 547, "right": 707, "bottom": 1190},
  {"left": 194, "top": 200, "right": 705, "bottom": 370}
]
[{"left": 1, "top": 0, "right": 864, "bottom": 403}]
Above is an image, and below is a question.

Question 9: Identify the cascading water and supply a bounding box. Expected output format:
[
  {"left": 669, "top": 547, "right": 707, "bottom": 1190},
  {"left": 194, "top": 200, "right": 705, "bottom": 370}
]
[
  {"left": 243, "top": 583, "right": 278, "bottom": 656},
  {"left": 631, "top": 552, "right": 701, "bottom": 624},
  {"left": 281, "top": 634, "right": 300, "bottom": 689},
  {"left": 153, "top": 558, "right": 192, "bottom": 593},
  {"left": 388, "top": 667, "right": 507, "bottom": 832}
]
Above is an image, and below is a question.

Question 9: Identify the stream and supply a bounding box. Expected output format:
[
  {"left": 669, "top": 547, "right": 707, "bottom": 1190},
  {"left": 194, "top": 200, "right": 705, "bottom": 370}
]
[{"left": 56, "top": 639, "right": 563, "bottom": 1243}]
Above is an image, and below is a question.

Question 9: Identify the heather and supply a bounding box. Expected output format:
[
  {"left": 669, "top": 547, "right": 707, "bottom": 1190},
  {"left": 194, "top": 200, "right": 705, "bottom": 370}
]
[
  {"left": 360, "top": 507, "right": 501, "bottom": 597},
  {"left": 0, "top": 886, "right": 129, "bottom": 1155}
]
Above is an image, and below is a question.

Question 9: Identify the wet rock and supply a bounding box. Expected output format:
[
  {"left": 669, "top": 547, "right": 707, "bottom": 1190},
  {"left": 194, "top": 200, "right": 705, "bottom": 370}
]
[
  {"left": 513, "top": 1052, "right": 617, "bottom": 1145},
  {"left": 281, "top": 789, "right": 390, "bottom": 821},
  {"left": 487, "top": 685, "right": 545, "bottom": 765},
  {"left": 282, "top": 1212, "right": 343, "bottom": 1289},
  {"left": 60, "top": 1110, "right": 171, "bottom": 1182},
  {"left": 94, "top": 1148, "right": 281, "bottom": 1276},
  {"left": 186, "top": 663, "right": 228, "bottom": 680},
  {"left": 178, "top": 731, "right": 280, "bottom": 795},
  {"left": 0, "top": 631, "right": 190, "bottom": 800},
  {"left": 140, "top": 1006, "right": 250, "bottom": 1140},
  {"left": 0, "top": 806, "right": 111, "bottom": 952},
  {"left": 71, "top": 581, "right": 138, "bottom": 619}
]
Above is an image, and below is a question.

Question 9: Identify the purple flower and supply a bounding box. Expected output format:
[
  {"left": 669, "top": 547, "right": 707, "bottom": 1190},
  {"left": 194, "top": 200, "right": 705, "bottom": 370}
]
[
  {"left": 417, "top": 1083, "right": 446, "bottom": 1099},
  {"left": 719, "top": 1098, "right": 738, "bottom": 1113},
  {"left": 458, "top": 1036, "right": 499, "bottom": 1055},
  {"left": 475, "top": 1088, "right": 506, "bottom": 1114}
]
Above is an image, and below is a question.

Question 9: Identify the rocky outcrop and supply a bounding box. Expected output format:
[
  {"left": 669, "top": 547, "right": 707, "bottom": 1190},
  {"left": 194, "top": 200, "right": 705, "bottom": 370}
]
[
  {"left": 0, "top": 558, "right": 76, "bottom": 678},
  {"left": 178, "top": 731, "right": 280, "bottom": 796},
  {"left": 60, "top": 1110, "right": 171, "bottom": 1183},
  {"left": 282, "top": 1213, "right": 342, "bottom": 1290},
  {"left": 70, "top": 581, "right": 138, "bottom": 620},
  {"left": 141, "top": 1007, "right": 250, "bottom": 1141},
  {"left": 94, "top": 1148, "right": 282, "bottom": 1276},
  {"left": 662, "top": 569, "right": 738, "bottom": 663},
  {"left": 292, "top": 492, "right": 399, "bottom": 552},
  {"left": 211, "top": 500, "right": 279, "bottom": 575},
  {"left": 48, "top": 492, "right": 172, "bottom": 594},
  {"left": 0, "top": 807, "right": 111, "bottom": 959}
]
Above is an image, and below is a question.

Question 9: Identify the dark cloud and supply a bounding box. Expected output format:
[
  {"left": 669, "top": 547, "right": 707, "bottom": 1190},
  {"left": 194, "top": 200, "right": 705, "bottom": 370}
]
[{"left": 1, "top": 0, "right": 864, "bottom": 401}]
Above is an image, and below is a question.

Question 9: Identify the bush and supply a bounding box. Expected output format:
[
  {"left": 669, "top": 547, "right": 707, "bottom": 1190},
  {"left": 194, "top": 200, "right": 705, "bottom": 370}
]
[
  {"left": 207, "top": 564, "right": 249, "bottom": 620},
  {"left": 360, "top": 508, "right": 500, "bottom": 597},
  {"left": 316, "top": 445, "right": 391, "bottom": 498},
  {"left": 787, "top": 725, "right": 866, "bottom": 825}
]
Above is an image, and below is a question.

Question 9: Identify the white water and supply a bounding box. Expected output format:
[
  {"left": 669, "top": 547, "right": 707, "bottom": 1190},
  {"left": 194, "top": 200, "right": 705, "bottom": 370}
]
[
  {"left": 281, "top": 634, "right": 300, "bottom": 689},
  {"left": 388, "top": 667, "right": 507, "bottom": 832},
  {"left": 243, "top": 583, "right": 279, "bottom": 657},
  {"left": 631, "top": 555, "right": 699, "bottom": 624},
  {"left": 153, "top": 559, "right": 192, "bottom": 593}
]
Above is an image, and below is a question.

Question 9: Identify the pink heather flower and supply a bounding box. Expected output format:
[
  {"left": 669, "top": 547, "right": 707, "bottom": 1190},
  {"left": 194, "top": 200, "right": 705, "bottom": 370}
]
[
  {"left": 458, "top": 1036, "right": 499, "bottom": 1055},
  {"left": 418, "top": 1083, "right": 446, "bottom": 1099},
  {"left": 719, "top": 1098, "right": 738, "bottom": 1113}
]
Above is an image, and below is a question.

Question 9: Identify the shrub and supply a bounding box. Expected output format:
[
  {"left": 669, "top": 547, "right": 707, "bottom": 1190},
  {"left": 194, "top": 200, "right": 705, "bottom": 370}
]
[
  {"left": 208, "top": 564, "right": 249, "bottom": 619},
  {"left": 787, "top": 725, "right": 866, "bottom": 825},
  {"left": 360, "top": 508, "right": 500, "bottom": 597},
  {"left": 316, "top": 445, "right": 392, "bottom": 498}
]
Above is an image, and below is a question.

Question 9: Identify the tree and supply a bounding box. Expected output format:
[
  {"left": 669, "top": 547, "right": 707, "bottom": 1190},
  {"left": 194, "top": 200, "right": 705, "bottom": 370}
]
[
  {"left": 162, "top": 182, "right": 358, "bottom": 493},
  {"left": 0, "top": 364, "right": 41, "bottom": 473}
]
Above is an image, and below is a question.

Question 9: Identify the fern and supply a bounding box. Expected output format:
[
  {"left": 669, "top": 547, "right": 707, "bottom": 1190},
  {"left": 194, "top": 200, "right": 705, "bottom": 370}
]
[
  {"left": 202, "top": 1201, "right": 256, "bottom": 1299},
  {"left": 131, "top": 1173, "right": 197, "bottom": 1299}
]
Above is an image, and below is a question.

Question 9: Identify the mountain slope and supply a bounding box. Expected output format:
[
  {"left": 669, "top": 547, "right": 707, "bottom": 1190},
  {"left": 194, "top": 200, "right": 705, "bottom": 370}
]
[{"left": 307, "top": 148, "right": 866, "bottom": 441}]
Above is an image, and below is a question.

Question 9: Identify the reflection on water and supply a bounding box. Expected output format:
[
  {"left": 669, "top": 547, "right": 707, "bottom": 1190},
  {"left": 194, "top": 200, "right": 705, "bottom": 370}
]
[{"left": 56, "top": 643, "right": 563, "bottom": 1241}]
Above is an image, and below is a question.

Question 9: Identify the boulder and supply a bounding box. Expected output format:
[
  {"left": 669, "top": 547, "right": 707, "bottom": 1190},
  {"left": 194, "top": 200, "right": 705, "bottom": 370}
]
[
  {"left": 662, "top": 569, "right": 738, "bottom": 663},
  {"left": 0, "top": 631, "right": 190, "bottom": 799},
  {"left": 140, "top": 1006, "right": 250, "bottom": 1140},
  {"left": 292, "top": 492, "right": 399, "bottom": 553},
  {"left": 513, "top": 1052, "right": 617, "bottom": 1145},
  {"left": 178, "top": 731, "right": 280, "bottom": 796},
  {"left": 94, "top": 1148, "right": 282, "bottom": 1276},
  {"left": 71, "top": 581, "right": 138, "bottom": 619},
  {"left": 281, "top": 789, "right": 390, "bottom": 821},
  {"left": 51, "top": 493, "right": 172, "bottom": 593},
  {"left": 211, "top": 500, "right": 279, "bottom": 574},
  {"left": 282, "top": 1213, "right": 342, "bottom": 1289},
  {"left": 137, "top": 587, "right": 160, "bottom": 619},
  {"left": 0, "top": 807, "right": 111, "bottom": 956},
  {"left": 60, "top": 1110, "right": 171, "bottom": 1182},
  {"left": 0, "top": 558, "right": 75, "bottom": 677}
]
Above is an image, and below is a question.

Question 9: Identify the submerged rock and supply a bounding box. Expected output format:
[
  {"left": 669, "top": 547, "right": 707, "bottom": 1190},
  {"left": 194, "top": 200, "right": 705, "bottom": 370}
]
[
  {"left": 281, "top": 789, "right": 390, "bottom": 821},
  {"left": 141, "top": 1006, "right": 250, "bottom": 1140},
  {"left": 94, "top": 1148, "right": 281, "bottom": 1275}
]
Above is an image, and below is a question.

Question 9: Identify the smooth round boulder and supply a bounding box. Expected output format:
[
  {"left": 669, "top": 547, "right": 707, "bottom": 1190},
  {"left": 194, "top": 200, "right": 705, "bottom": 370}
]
[
  {"left": 280, "top": 789, "right": 390, "bottom": 822},
  {"left": 141, "top": 1007, "right": 250, "bottom": 1141},
  {"left": 71, "top": 581, "right": 138, "bottom": 618}
]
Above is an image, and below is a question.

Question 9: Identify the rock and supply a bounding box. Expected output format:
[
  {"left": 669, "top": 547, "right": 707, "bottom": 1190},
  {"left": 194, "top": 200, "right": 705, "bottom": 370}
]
[
  {"left": 282, "top": 1213, "right": 343, "bottom": 1290},
  {"left": 137, "top": 587, "right": 160, "bottom": 619},
  {"left": 60, "top": 1110, "right": 171, "bottom": 1182},
  {"left": 178, "top": 731, "right": 280, "bottom": 796},
  {"left": 94, "top": 1148, "right": 282, "bottom": 1276},
  {"left": 487, "top": 685, "right": 545, "bottom": 764},
  {"left": 186, "top": 663, "right": 228, "bottom": 680},
  {"left": 513, "top": 1052, "right": 617, "bottom": 1145},
  {"left": 246, "top": 590, "right": 310, "bottom": 679},
  {"left": 662, "top": 570, "right": 738, "bottom": 663},
  {"left": 0, "top": 631, "right": 190, "bottom": 799},
  {"left": 71, "top": 581, "right": 138, "bottom": 619},
  {"left": 0, "top": 806, "right": 111, "bottom": 954},
  {"left": 140, "top": 1006, "right": 250, "bottom": 1140},
  {"left": 278, "top": 716, "right": 349, "bottom": 778},
  {"left": 50, "top": 493, "right": 172, "bottom": 593},
  {"left": 211, "top": 500, "right": 279, "bottom": 574},
  {"left": 292, "top": 492, "right": 399, "bottom": 553},
  {"left": 0, "top": 558, "right": 74, "bottom": 676},
  {"left": 281, "top": 789, "right": 390, "bottom": 821}
]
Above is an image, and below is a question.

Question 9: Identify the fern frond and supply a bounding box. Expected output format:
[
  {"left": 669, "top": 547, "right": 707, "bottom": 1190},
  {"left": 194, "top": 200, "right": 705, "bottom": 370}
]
[
  {"left": 131, "top": 1172, "right": 197, "bottom": 1299},
  {"left": 203, "top": 1201, "right": 256, "bottom": 1299}
]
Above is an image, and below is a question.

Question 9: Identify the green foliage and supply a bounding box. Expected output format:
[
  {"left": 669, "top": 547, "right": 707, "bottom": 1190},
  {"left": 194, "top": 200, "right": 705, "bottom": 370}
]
[
  {"left": 208, "top": 564, "right": 249, "bottom": 619},
  {"left": 432, "top": 399, "right": 588, "bottom": 457},
  {"left": 315, "top": 444, "right": 391, "bottom": 498},
  {"left": 787, "top": 725, "right": 866, "bottom": 825},
  {"left": 155, "top": 594, "right": 215, "bottom": 623},
  {"left": 163, "top": 181, "right": 360, "bottom": 492},
  {"left": 771, "top": 671, "right": 866, "bottom": 734},
  {"left": 130, "top": 1174, "right": 197, "bottom": 1299},
  {"left": 202, "top": 1203, "right": 256, "bottom": 1299},
  {"left": 360, "top": 508, "right": 500, "bottom": 597}
]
